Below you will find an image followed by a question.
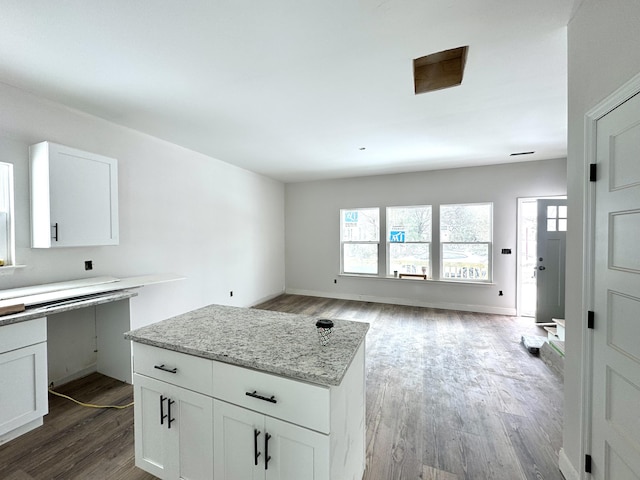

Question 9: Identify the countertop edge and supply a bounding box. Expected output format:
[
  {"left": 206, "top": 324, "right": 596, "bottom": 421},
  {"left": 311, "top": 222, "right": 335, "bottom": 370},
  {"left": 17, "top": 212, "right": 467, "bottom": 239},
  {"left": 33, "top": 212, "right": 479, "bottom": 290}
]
[
  {"left": 0, "top": 290, "right": 139, "bottom": 326},
  {"left": 124, "top": 333, "right": 365, "bottom": 387}
]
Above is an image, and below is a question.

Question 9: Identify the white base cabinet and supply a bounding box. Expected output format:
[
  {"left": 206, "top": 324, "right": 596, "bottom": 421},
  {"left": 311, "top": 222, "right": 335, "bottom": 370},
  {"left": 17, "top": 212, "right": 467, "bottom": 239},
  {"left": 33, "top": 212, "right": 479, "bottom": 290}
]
[
  {"left": 132, "top": 341, "right": 365, "bottom": 480},
  {"left": 214, "top": 399, "right": 329, "bottom": 480},
  {"left": 0, "top": 318, "right": 48, "bottom": 445},
  {"left": 134, "top": 374, "right": 213, "bottom": 480}
]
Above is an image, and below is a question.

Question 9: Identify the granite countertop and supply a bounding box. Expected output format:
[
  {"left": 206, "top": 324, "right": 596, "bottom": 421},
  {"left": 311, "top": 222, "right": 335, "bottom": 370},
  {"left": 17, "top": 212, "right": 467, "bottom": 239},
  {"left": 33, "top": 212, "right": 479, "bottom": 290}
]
[
  {"left": 125, "top": 304, "right": 370, "bottom": 387},
  {"left": 0, "top": 290, "right": 138, "bottom": 327}
]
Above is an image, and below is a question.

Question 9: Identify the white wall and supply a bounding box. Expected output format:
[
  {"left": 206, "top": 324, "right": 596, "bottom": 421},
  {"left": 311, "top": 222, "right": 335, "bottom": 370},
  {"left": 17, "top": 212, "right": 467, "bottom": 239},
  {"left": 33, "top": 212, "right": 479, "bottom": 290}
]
[
  {"left": 285, "top": 159, "right": 566, "bottom": 314},
  {"left": 0, "top": 83, "right": 285, "bottom": 381},
  {"left": 564, "top": 1, "right": 640, "bottom": 477}
]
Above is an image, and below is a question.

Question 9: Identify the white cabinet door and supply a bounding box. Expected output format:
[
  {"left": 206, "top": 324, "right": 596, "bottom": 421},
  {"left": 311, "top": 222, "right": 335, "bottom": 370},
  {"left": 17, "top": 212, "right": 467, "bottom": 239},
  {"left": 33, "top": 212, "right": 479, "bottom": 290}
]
[
  {"left": 265, "top": 416, "right": 329, "bottom": 480},
  {"left": 30, "top": 141, "right": 119, "bottom": 247},
  {"left": 214, "top": 399, "right": 329, "bottom": 480},
  {"left": 0, "top": 342, "right": 48, "bottom": 438},
  {"left": 134, "top": 374, "right": 213, "bottom": 480},
  {"left": 214, "top": 399, "right": 264, "bottom": 480}
]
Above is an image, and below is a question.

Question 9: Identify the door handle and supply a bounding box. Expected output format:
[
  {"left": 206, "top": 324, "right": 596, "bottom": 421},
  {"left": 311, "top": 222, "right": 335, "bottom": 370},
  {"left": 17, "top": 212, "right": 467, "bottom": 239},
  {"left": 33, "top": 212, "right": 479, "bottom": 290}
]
[
  {"left": 160, "top": 395, "right": 167, "bottom": 425},
  {"left": 254, "top": 429, "right": 261, "bottom": 466},
  {"left": 538, "top": 266, "right": 546, "bottom": 270},
  {"left": 265, "top": 432, "right": 272, "bottom": 470}
]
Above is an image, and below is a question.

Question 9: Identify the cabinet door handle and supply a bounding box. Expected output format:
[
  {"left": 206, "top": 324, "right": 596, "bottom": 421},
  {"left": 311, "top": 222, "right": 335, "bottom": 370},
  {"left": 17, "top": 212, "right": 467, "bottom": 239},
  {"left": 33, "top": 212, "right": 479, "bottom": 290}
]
[
  {"left": 264, "top": 432, "right": 272, "bottom": 470},
  {"left": 154, "top": 364, "right": 178, "bottom": 374},
  {"left": 52, "top": 223, "right": 59, "bottom": 242},
  {"left": 254, "top": 429, "right": 261, "bottom": 466},
  {"left": 167, "top": 398, "right": 175, "bottom": 429},
  {"left": 160, "top": 395, "right": 167, "bottom": 425},
  {"left": 245, "top": 390, "right": 277, "bottom": 404}
]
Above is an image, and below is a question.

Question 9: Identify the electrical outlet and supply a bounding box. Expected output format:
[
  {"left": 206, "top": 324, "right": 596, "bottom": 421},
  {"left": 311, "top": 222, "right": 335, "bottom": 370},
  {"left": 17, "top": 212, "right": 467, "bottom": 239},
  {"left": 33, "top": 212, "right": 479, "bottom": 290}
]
[
  {"left": 230, "top": 291, "right": 233, "bottom": 297},
  {"left": 84, "top": 260, "right": 93, "bottom": 270},
  {"left": 499, "top": 290, "right": 504, "bottom": 296},
  {"left": 334, "top": 279, "right": 337, "bottom": 284}
]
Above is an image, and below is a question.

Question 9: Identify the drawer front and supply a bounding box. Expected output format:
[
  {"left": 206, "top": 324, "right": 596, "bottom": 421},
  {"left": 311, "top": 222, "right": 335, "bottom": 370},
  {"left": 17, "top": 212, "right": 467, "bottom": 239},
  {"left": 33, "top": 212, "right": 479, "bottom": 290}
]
[
  {"left": 0, "top": 318, "right": 47, "bottom": 354},
  {"left": 212, "top": 361, "right": 330, "bottom": 434},
  {"left": 132, "top": 343, "right": 213, "bottom": 396}
]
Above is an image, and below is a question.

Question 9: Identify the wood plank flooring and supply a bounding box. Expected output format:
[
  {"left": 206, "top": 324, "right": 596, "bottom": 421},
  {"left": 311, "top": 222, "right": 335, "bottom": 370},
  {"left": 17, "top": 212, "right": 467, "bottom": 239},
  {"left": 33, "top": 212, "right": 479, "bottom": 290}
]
[{"left": 0, "top": 295, "right": 563, "bottom": 479}]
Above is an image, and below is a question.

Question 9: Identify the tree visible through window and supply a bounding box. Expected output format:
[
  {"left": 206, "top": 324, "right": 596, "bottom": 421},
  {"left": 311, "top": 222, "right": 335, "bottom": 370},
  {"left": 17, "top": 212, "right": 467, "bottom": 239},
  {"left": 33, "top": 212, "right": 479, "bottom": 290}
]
[
  {"left": 440, "top": 203, "right": 492, "bottom": 281},
  {"left": 340, "top": 208, "right": 379, "bottom": 274},
  {"left": 387, "top": 206, "right": 431, "bottom": 276}
]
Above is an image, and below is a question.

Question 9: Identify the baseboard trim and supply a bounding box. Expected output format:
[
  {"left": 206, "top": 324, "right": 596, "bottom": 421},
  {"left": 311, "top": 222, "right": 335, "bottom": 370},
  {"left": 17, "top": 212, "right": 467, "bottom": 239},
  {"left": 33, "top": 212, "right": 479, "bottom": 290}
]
[
  {"left": 559, "top": 448, "right": 580, "bottom": 480},
  {"left": 284, "top": 289, "right": 517, "bottom": 316},
  {"left": 51, "top": 364, "right": 97, "bottom": 388}
]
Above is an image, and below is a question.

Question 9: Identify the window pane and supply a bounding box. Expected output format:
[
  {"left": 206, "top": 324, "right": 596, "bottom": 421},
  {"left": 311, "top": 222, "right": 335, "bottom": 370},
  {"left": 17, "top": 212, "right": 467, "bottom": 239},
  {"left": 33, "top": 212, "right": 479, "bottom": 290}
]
[
  {"left": 558, "top": 219, "right": 567, "bottom": 232},
  {"left": 558, "top": 206, "right": 567, "bottom": 218},
  {"left": 390, "top": 243, "right": 430, "bottom": 276},
  {"left": 343, "top": 243, "right": 378, "bottom": 274},
  {"left": 442, "top": 244, "right": 489, "bottom": 280},
  {"left": 387, "top": 206, "right": 431, "bottom": 242},
  {"left": 547, "top": 206, "right": 557, "bottom": 218},
  {"left": 441, "top": 204, "right": 492, "bottom": 242},
  {"left": 547, "top": 219, "right": 557, "bottom": 232},
  {"left": 341, "top": 208, "right": 379, "bottom": 242}
]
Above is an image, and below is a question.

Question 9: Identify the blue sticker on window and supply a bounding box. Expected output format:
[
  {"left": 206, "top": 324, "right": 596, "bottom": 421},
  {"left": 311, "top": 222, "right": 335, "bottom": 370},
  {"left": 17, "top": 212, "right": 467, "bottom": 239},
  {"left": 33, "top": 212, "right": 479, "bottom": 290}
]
[
  {"left": 345, "top": 211, "right": 359, "bottom": 223},
  {"left": 389, "top": 231, "right": 405, "bottom": 242}
]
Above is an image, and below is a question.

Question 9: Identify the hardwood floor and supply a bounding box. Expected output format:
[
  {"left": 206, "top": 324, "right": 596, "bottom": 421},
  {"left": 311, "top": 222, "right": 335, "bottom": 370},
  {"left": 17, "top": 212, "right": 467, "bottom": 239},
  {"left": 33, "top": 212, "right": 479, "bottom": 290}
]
[{"left": 0, "top": 295, "right": 563, "bottom": 479}]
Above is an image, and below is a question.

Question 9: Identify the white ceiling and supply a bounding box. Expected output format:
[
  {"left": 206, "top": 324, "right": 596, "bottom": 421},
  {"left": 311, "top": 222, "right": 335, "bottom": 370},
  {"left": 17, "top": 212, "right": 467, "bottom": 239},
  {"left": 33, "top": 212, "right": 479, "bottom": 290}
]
[{"left": 0, "top": 1, "right": 575, "bottom": 183}]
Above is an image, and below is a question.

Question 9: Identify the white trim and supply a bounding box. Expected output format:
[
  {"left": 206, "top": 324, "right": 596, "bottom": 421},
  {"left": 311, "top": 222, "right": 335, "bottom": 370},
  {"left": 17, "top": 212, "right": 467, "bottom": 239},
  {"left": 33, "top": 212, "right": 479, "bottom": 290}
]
[
  {"left": 559, "top": 448, "right": 580, "bottom": 480},
  {"left": 285, "top": 288, "right": 516, "bottom": 316},
  {"left": 579, "top": 70, "right": 640, "bottom": 480}
]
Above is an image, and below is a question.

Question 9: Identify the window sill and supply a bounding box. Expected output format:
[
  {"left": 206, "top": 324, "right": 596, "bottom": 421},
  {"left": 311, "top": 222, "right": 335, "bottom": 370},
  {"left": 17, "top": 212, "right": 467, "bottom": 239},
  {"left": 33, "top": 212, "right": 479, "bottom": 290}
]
[
  {"left": 338, "top": 273, "right": 494, "bottom": 286},
  {"left": 0, "top": 265, "right": 27, "bottom": 276}
]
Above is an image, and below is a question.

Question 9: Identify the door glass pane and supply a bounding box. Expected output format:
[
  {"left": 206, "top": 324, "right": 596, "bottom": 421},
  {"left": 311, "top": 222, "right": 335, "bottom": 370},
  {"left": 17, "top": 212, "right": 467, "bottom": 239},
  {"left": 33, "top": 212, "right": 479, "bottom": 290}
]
[
  {"left": 343, "top": 244, "right": 378, "bottom": 274},
  {"left": 547, "top": 206, "right": 557, "bottom": 218},
  {"left": 558, "top": 206, "right": 567, "bottom": 218},
  {"left": 558, "top": 219, "right": 567, "bottom": 231},
  {"left": 547, "top": 219, "right": 557, "bottom": 232}
]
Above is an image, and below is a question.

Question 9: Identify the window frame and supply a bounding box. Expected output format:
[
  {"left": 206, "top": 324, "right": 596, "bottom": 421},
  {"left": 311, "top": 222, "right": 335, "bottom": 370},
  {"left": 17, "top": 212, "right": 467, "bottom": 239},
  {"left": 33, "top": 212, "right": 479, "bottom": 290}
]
[
  {"left": 439, "top": 202, "right": 493, "bottom": 282},
  {"left": 386, "top": 205, "right": 432, "bottom": 278},
  {"left": 339, "top": 207, "right": 380, "bottom": 275},
  {"left": 0, "top": 162, "right": 16, "bottom": 267}
]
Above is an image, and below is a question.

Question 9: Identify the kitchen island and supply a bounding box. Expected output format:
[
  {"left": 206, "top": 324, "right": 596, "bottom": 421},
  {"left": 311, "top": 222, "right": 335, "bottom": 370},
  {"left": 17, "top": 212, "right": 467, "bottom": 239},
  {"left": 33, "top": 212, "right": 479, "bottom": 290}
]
[{"left": 125, "top": 304, "right": 369, "bottom": 480}]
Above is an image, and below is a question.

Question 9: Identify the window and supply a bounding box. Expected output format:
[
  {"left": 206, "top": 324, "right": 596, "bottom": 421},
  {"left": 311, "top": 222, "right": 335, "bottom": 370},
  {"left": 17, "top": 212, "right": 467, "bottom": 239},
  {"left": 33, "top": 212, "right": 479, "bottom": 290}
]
[
  {"left": 0, "top": 162, "right": 15, "bottom": 266},
  {"left": 440, "top": 203, "right": 492, "bottom": 281},
  {"left": 340, "top": 208, "right": 379, "bottom": 274},
  {"left": 387, "top": 205, "right": 431, "bottom": 277},
  {"left": 546, "top": 205, "right": 567, "bottom": 232}
]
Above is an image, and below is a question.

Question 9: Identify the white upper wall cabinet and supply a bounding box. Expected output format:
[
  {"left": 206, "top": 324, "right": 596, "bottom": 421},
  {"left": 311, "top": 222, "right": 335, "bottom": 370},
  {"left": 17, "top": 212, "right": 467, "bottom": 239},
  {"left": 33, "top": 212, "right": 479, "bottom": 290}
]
[{"left": 29, "top": 142, "right": 119, "bottom": 248}]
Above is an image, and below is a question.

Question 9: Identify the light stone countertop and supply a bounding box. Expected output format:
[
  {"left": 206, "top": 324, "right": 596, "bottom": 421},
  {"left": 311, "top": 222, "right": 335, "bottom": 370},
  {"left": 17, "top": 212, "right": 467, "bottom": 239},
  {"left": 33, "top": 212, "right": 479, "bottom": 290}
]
[
  {"left": 124, "top": 304, "right": 370, "bottom": 387},
  {"left": 0, "top": 290, "right": 138, "bottom": 327}
]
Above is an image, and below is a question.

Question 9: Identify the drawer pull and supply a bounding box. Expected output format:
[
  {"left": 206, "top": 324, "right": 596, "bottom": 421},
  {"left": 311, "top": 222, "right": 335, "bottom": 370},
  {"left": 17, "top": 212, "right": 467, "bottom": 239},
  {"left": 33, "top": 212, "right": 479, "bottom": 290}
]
[
  {"left": 154, "top": 364, "right": 178, "bottom": 374},
  {"left": 246, "top": 390, "right": 277, "bottom": 404}
]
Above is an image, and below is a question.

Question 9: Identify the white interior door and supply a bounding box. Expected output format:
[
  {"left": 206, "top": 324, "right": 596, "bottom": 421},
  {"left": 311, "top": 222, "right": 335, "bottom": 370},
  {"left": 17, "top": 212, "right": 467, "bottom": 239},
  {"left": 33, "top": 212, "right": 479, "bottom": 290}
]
[
  {"left": 590, "top": 91, "right": 640, "bottom": 479},
  {"left": 536, "top": 199, "right": 567, "bottom": 323}
]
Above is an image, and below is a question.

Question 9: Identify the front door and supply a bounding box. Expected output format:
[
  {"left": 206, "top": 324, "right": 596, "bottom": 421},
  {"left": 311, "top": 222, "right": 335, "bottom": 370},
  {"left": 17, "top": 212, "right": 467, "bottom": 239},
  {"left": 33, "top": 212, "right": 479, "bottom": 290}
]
[
  {"left": 590, "top": 91, "right": 640, "bottom": 478},
  {"left": 536, "top": 199, "right": 567, "bottom": 323}
]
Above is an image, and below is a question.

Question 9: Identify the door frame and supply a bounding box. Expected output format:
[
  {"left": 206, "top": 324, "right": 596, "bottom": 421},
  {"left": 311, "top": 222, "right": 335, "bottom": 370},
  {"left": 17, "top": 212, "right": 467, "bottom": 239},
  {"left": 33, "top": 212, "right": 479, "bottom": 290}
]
[
  {"left": 516, "top": 196, "right": 566, "bottom": 318},
  {"left": 579, "top": 71, "right": 640, "bottom": 479}
]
